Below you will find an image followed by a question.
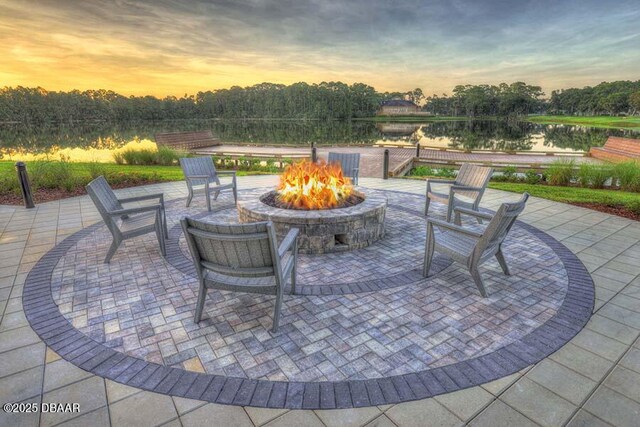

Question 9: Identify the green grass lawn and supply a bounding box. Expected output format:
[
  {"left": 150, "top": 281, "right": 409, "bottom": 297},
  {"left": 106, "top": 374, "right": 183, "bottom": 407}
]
[
  {"left": 0, "top": 160, "right": 274, "bottom": 204},
  {"left": 358, "top": 114, "right": 640, "bottom": 130},
  {"left": 527, "top": 115, "right": 640, "bottom": 129},
  {"left": 0, "top": 161, "right": 272, "bottom": 181},
  {"left": 489, "top": 182, "right": 640, "bottom": 212},
  {"left": 403, "top": 174, "right": 640, "bottom": 215}
]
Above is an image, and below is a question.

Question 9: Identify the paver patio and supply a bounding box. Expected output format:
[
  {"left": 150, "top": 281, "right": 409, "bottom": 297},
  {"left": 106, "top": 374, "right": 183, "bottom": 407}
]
[{"left": 1, "top": 175, "right": 640, "bottom": 426}]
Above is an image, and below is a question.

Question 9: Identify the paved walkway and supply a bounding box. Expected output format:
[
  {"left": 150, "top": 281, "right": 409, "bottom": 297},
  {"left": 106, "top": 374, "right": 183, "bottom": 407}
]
[
  {"left": 1, "top": 176, "right": 640, "bottom": 426},
  {"left": 417, "top": 149, "right": 601, "bottom": 167},
  {"left": 197, "top": 145, "right": 599, "bottom": 179},
  {"left": 197, "top": 145, "right": 415, "bottom": 178}
]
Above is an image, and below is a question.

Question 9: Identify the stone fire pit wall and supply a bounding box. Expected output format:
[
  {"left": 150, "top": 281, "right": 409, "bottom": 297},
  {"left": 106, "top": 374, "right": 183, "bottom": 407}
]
[{"left": 237, "top": 190, "right": 387, "bottom": 254}]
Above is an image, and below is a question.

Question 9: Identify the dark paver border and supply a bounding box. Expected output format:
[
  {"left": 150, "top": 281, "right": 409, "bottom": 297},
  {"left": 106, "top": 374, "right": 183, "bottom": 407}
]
[{"left": 23, "top": 188, "right": 594, "bottom": 409}]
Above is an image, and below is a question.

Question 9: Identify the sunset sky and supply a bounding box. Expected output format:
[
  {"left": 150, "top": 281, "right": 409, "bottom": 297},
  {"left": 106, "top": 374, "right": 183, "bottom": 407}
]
[{"left": 1, "top": 0, "right": 639, "bottom": 97}]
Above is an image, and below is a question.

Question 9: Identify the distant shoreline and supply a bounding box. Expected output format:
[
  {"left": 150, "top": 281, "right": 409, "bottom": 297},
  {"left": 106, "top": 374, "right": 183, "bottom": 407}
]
[{"left": 2, "top": 115, "right": 639, "bottom": 132}]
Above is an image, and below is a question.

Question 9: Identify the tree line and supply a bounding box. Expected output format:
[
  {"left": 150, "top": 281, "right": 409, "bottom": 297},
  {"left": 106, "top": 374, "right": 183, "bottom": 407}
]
[
  {"left": 0, "top": 83, "right": 390, "bottom": 124},
  {"left": 548, "top": 80, "right": 640, "bottom": 116},
  {"left": 424, "top": 82, "right": 545, "bottom": 117},
  {"left": 1, "top": 80, "right": 639, "bottom": 124}
]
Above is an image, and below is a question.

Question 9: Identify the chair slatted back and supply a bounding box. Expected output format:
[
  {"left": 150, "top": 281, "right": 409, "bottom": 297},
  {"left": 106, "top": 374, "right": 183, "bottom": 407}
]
[
  {"left": 86, "top": 176, "right": 123, "bottom": 232},
  {"left": 477, "top": 193, "right": 529, "bottom": 255},
  {"left": 182, "top": 218, "right": 279, "bottom": 278},
  {"left": 454, "top": 164, "right": 493, "bottom": 199},
  {"left": 328, "top": 152, "right": 360, "bottom": 182},
  {"left": 180, "top": 157, "right": 220, "bottom": 185}
]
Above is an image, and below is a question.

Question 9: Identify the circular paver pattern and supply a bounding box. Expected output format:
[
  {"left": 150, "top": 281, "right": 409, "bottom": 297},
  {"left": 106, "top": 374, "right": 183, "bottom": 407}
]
[
  {"left": 23, "top": 187, "right": 594, "bottom": 409},
  {"left": 167, "top": 188, "right": 450, "bottom": 294}
]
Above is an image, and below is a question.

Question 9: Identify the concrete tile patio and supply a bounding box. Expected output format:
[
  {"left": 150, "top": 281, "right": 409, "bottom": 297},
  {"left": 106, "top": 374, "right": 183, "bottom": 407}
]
[{"left": 0, "top": 175, "right": 639, "bottom": 426}]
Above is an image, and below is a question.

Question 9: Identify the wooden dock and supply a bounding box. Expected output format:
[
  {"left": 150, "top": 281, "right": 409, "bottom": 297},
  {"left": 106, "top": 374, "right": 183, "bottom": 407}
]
[
  {"left": 155, "top": 131, "right": 221, "bottom": 150},
  {"left": 195, "top": 144, "right": 601, "bottom": 178},
  {"left": 590, "top": 137, "right": 640, "bottom": 162}
]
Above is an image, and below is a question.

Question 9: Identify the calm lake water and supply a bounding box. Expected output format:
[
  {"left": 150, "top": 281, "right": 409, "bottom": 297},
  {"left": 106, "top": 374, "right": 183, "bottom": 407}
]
[{"left": 1, "top": 119, "right": 637, "bottom": 161}]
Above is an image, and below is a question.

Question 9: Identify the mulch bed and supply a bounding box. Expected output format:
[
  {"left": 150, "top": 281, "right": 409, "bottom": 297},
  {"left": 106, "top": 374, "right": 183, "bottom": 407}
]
[
  {"left": 570, "top": 202, "right": 640, "bottom": 222},
  {"left": 0, "top": 179, "right": 167, "bottom": 206}
]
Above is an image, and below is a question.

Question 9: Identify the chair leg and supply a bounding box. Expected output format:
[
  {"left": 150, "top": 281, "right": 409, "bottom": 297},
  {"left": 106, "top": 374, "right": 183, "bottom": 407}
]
[
  {"left": 424, "top": 196, "right": 430, "bottom": 217},
  {"left": 446, "top": 200, "right": 455, "bottom": 222},
  {"left": 272, "top": 289, "right": 283, "bottom": 333},
  {"left": 104, "top": 238, "right": 121, "bottom": 264},
  {"left": 469, "top": 265, "right": 488, "bottom": 297},
  {"left": 422, "top": 229, "right": 435, "bottom": 277},
  {"left": 162, "top": 209, "right": 169, "bottom": 239},
  {"left": 475, "top": 206, "right": 484, "bottom": 224},
  {"left": 155, "top": 224, "right": 166, "bottom": 257},
  {"left": 194, "top": 282, "right": 207, "bottom": 323},
  {"left": 205, "top": 186, "right": 211, "bottom": 212},
  {"left": 291, "top": 265, "right": 297, "bottom": 296},
  {"left": 186, "top": 187, "right": 193, "bottom": 207},
  {"left": 232, "top": 185, "right": 238, "bottom": 205},
  {"left": 495, "top": 249, "right": 511, "bottom": 276}
]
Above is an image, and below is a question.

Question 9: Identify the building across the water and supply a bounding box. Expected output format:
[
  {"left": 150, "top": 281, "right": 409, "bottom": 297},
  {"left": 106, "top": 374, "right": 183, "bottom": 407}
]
[{"left": 377, "top": 99, "right": 430, "bottom": 116}]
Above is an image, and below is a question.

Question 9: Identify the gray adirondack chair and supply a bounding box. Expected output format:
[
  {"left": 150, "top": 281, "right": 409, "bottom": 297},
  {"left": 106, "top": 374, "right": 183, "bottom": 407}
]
[
  {"left": 425, "top": 163, "right": 493, "bottom": 221},
  {"left": 328, "top": 152, "right": 360, "bottom": 185},
  {"left": 423, "top": 193, "right": 529, "bottom": 297},
  {"left": 180, "top": 157, "right": 237, "bottom": 211},
  {"left": 86, "top": 176, "right": 168, "bottom": 263},
  {"left": 181, "top": 217, "right": 299, "bottom": 333}
]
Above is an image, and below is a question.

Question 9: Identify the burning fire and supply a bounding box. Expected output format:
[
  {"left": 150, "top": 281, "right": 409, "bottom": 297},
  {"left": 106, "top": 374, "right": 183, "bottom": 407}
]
[{"left": 277, "top": 160, "right": 353, "bottom": 209}]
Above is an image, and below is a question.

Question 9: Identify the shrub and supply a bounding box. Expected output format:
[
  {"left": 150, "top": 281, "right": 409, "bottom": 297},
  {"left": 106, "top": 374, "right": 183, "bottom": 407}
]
[
  {"left": 546, "top": 160, "right": 575, "bottom": 186},
  {"left": 438, "top": 167, "right": 456, "bottom": 178},
  {"left": 155, "top": 146, "right": 185, "bottom": 166},
  {"left": 122, "top": 148, "right": 157, "bottom": 165},
  {"left": 113, "top": 152, "right": 125, "bottom": 165},
  {"left": 29, "top": 158, "right": 76, "bottom": 191},
  {"left": 213, "top": 156, "right": 293, "bottom": 172},
  {"left": 614, "top": 161, "right": 640, "bottom": 192},
  {"left": 113, "top": 146, "right": 185, "bottom": 166},
  {"left": 627, "top": 199, "right": 640, "bottom": 215},
  {"left": 410, "top": 165, "right": 435, "bottom": 176},
  {"left": 0, "top": 173, "right": 19, "bottom": 195},
  {"left": 87, "top": 161, "right": 108, "bottom": 179},
  {"left": 524, "top": 170, "right": 541, "bottom": 184},
  {"left": 502, "top": 166, "right": 517, "bottom": 182},
  {"left": 578, "top": 164, "right": 613, "bottom": 189}
]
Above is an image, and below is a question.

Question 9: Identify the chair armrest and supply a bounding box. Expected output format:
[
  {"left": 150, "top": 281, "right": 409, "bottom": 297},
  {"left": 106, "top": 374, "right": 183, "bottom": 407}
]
[
  {"left": 454, "top": 207, "right": 493, "bottom": 221},
  {"left": 427, "top": 217, "right": 483, "bottom": 238},
  {"left": 186, "top": 175, "right": 211, "bottom": 181},
  {"left": 450, "top": 185, "right": 483, "bottom": 193},
  {"left": 278, "top": 228, "right": 299, "bottom": 258},
  {"left": 426, "top": 179, "right": 455, "bottom": 191},
  {"left": 118, "top": 193, "right": 164, "bottom": 204},
  {"left": 215, "top": 171, "right": 236, "bottom": 176},
  {"left": 109, "top": 204, "right": 162, "bottom": 216},
  {"left": 427, "top": 179, "right": 456, "bottom": 185}
]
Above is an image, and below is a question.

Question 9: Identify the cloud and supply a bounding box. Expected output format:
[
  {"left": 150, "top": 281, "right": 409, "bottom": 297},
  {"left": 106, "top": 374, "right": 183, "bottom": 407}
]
[{"left": 0, "top": 0, "right": 638, "bottom": 95}]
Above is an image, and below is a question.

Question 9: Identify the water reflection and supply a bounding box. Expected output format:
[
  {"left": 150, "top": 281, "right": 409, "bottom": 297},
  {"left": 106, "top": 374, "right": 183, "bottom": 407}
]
[
  {"left": 0, "top": 119, "right": 636, "bottom": 161},
  {"left": 377, "top": 120, "right": 633, "bottom": 153}
]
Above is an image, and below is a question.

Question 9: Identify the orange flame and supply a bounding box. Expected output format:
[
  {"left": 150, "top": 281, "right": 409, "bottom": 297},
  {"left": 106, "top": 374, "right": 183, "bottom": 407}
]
[{"left": 277, "top": 160, "right": 353, "bottom": 209}]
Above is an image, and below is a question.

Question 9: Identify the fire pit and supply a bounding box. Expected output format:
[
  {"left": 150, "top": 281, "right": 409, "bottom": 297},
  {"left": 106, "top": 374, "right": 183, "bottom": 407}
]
[{"left": 238, "top": 160, "right": 387, "bottom": 254}]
